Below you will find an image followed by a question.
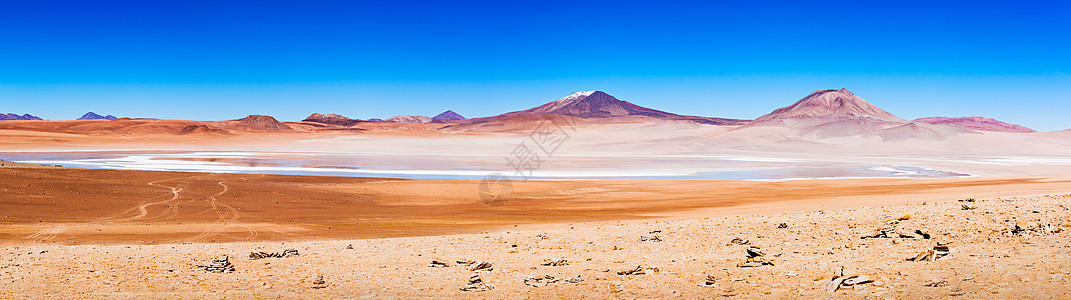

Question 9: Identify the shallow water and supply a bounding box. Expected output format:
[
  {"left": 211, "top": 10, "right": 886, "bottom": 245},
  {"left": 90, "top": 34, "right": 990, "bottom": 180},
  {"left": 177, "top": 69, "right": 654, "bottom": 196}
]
[{"left": 1, "top": 150, "right": 972, "bottom": 180}]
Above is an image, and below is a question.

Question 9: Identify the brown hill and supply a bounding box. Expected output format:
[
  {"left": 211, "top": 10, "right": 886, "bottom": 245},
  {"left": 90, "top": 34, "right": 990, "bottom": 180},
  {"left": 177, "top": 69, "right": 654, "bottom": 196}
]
[
  {"left": 303, "top": 113, "right": 362, "bottom": 126},
  {"left": 227, "top": 115, "right": 292, "bottom": 131},
  {"left": 176, "top": 124, "right": 228, "bottom": 135}
]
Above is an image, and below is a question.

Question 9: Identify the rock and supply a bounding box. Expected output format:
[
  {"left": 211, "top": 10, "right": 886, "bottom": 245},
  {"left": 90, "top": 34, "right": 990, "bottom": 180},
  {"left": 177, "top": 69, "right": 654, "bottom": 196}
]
[
  {"left": 195, "top": 256, "right": 235, "bottom": 273},
  {"left": 345, "top": 244, "right": 354, "bottom": 250},
  {"left": 617, "top": 266, "right": 646, "bottom": 275},
  {"left": 563, "top": 275, "right": 584, "bottom": 284},
  {"left": 925, "top": 279, "right": 948, "bottom": 287},
  {"left": 640, "top": 235, "right": 663, "bottom": 242},
  {"left": 524, "top": 275, "right": 559, "bottom": 287},
  {"left": 777, "top": 222, "right": 788, "bottom": 229},
  {"left": 897, "top": 214, "right": 912, "bottom": 221},
  {"left": 746, "top": 247, "right": 765, "bottom": 258},
  {"left": 961, "top": 204, "right": 977, "bottom": 210},
  {"left": 429, "top": 260, "right": 450, "bottom": 268},
  {"left": 472, "top": 262, "right": 493, "bottom": 272},
  {"left": 311, "top": 275, "right": 329, "bottom": 289},
  {"left": 460, "top": 274, "right": 494, "bottom": 292},
  {"left": 456, "top": 260, "right": 476, "bottom": 266},
  {"left": 248, "top": 249, "right": 299, "bottom": 260},
  {"left": 730, "top": 237, "right": 750, "bottom": 245},
  {"left": 825, "top": 268, "right": 874, "bottom": 292},
  {"left": 698, "top": 275, "right": 718, "bottom": 287},
  {"left": 907, "top": 244, "right": 952, "bottom": 261},
  {"left": 541, "top": 259, "right": 568, "bottom": 266}
]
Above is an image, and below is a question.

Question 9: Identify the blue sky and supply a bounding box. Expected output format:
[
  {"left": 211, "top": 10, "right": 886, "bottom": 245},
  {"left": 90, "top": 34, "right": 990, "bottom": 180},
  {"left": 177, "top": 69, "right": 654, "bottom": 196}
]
[{"left": 1, "top": 1, "right": 1068, "bottom": 130}]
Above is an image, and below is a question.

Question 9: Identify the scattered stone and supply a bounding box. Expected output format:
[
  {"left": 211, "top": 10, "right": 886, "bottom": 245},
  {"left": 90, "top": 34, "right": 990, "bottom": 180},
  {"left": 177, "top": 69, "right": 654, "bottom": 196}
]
[
  {"left": 311, "top": 275, "right": 329, "bottom": 289},
  {"left": 777, "top": 222, "right": 788, "bottom": 229},
  {"left": 958, "top": 198, "right": 976, "bottom": 202},
  {"left": 429, "top": 260, "right": 450, "bottom": 267},
  {"left": 563, "top": 275, "right": 584, "bottom": 284},
  {"left": 824, "top": 268, "right": 874, "bottom": 292},
  {"left": 961, "top": 204, "right": 977, "bottom": 210},
  {"left": 737, "top": 246, "right": 774, "bottom": 268},
  {"left": 536, "top": 234, "right": 549, "bottom": 240},
  {"left": 472, "top": 262, "right": 493, "bottom": 272},
  {"left": 248, "top": 249, "right": 299, "bottom": 260},
  {"left": 925, "top": 279, "right": 948, "bottom": 287},
  {"left": 524, "top": 275, "right": 559, "bottom": 287},
  {"left": 640, "top": 235, "right": 663, "bottom": 242},
  {"left": 730, "top": 237, "right": 750, "bottom": 245},
  {"left": 460, "top": 274, "right": 494, "bottom": 292},
  {"left": 617, "top": 265, "right": 646, "bottom": 275},
  {"left": 698, "top": 275, "right": 718, "bottom": 287},
  {"left": 345, "top": 244, "right": 354, "bottom": 250},
  {"left": 908, "top": 244, "right": 952, "bottom": 261},
  {"left": 456, "top": 260, "right": 476, "bottom": 266},
  {"left": 195, "top": 256, "right": 235, "bottom": 273},
  {"left": 541, "top": 259, "right": 568, "bottom": 266}
]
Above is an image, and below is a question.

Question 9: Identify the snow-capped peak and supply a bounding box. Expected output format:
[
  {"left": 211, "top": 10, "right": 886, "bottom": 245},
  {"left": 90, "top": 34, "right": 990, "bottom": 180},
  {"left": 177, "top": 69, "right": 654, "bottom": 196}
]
[{"left": 556, "top": 91, "right": 597, "bottom": 102}]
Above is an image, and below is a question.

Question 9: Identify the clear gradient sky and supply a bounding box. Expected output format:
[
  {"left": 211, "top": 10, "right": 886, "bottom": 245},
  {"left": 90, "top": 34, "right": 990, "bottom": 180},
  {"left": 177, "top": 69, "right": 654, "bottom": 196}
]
[{"left": 1, "top": 1, "right": 1069, "bottom": 130}]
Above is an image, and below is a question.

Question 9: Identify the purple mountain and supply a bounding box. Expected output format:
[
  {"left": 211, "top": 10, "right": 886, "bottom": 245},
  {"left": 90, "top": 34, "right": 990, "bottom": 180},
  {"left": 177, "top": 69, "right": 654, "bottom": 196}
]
[
  {"left": 0, "top": 113, "right": 43, "bottom": 121},
  {"left": 432, "top": 110, "right": 466, "bottom": 121},
  {"left": 77, "top": 112, "right": 117, "bottom": 120}
]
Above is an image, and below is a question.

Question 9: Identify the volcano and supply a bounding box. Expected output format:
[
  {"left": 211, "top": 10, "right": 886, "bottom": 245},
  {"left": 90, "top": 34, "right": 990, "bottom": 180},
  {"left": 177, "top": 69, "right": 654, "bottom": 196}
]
[
  {"left": 502, "top": 91, "right": 745, "bottom": 125},
  {"left": 753, "top": 89, "right": 905, "bottom": 123},
  {"left": 432, "top": 110, "right": 466, "bottom": 121}
]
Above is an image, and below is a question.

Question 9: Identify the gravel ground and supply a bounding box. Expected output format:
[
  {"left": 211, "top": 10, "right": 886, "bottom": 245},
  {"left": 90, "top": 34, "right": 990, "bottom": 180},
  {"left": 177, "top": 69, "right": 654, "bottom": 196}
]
[{"left": 3, "top": 193, "right": 1071, "bottom": 299}]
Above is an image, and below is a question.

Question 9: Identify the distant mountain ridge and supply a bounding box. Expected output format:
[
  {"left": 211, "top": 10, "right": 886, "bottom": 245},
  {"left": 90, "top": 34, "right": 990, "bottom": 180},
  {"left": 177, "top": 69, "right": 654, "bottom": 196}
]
[
  {"left": 913, "top": 116, "right": 1035, "bottom": 133},
  {"left": 387, "top": 115, "right": 432, "bottom": 124},
  {"left": 0, "top": 113, "right": 43, "bottom": 121},
  {"left": 78, "top": 112, "right": 117, "bottom": 120}
]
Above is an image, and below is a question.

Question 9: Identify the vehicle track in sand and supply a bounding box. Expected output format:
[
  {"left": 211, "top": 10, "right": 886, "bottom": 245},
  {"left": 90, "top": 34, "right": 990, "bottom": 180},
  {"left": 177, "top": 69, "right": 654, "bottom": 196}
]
[{"left": 25, "top": 175, "right": 264, "bottom": 242}]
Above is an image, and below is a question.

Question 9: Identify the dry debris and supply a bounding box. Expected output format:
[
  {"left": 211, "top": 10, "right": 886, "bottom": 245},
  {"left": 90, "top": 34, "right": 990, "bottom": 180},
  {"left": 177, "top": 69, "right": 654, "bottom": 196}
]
[
  {"left": 460, "top": 274, "right": 494, "bottom": 292},
  {"left": 195, "top": 256, "right": 235, "bottom": 273},
  {"left": 248, "top": 249, "right": 299, "bottom": 260}
]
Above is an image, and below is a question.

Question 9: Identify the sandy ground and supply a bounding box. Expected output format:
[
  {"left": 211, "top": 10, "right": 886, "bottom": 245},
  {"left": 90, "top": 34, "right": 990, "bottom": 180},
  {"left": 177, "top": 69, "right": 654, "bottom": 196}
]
[
  {"left": 3, "top": 166, "right": 1071, "bottom": 245},
  {"left": 2, "top": 193, "right": 1070, "bottom": 298}
]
